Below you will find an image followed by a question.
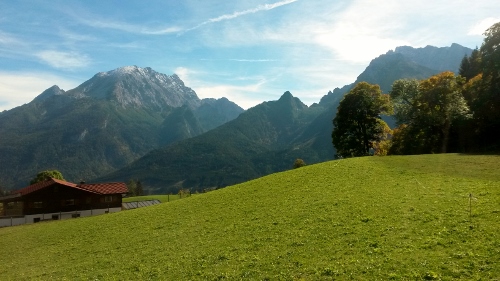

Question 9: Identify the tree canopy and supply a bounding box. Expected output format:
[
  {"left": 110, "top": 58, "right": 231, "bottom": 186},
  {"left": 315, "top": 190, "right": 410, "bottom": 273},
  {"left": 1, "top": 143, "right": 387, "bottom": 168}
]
[
  {"left": 127, "top": 179, "right": 144, "bottom": 196},
  {"left": 459, "top": 48, "right": 481, "bottom": 81},
  {"left": 30, "top": 170, "right": 65, "bottom": 185},
  {"left": 389, "top": 79, "right": 419, "bottom": 126},
  {"left": 293, "top": 158, "right": 306, "bottom": 169},
  {"left": 456, "top": 21, "right": 500, "bottom": 151},
  {"left": 332, "top": 82, "right": 392, "bottom": 157},
  {"left": 389, "top": 72, "right": 469, "bottom": 154}
]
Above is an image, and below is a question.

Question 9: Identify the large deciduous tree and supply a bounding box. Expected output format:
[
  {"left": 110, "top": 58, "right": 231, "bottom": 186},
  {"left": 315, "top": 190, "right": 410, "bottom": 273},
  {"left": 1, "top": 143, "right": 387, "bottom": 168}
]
[
  {"left": 389, "top": 72, "right": 470, "bottom": 154},
  {"left": 389, "top": 79, "right": 419, "bottom": 126},
  {"left": 332, "top": 82, "right": 392, "bottom": 157},
  {"left": 30, "top": 170, "right": 65, "bottom": 185},
  {"left": 474, "top": 22, "right": 500, "bottom": 149},
  {"left": 481, "top": 22, "right": 500, "bottom": 86}
]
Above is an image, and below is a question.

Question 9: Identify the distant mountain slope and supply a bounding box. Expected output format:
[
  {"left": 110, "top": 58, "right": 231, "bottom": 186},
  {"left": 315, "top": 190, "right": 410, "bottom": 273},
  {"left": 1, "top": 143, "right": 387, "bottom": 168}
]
[
  {"left": 0, "top": 44, "right": 472, "bottom": 190},
  {"left": 0, "top": 66, "right": 243, "bottom": 188},
  {"left": 98, "top": 91, "right": 323, "bottom": 192},
  {"left": 394, "top": 43, "right": 472, "bottom": 73},
  {"left": 100, "top": 44, "right": 473, "bottom": 193},
  {"left": 355, "top": 44, "right": 472, "bottom": 93},
  {"left": 353, "top": 52, "right": 438, "bottom": 93},
  {"left": 286, "top": 43, "right": 473, "bottom": 162}
]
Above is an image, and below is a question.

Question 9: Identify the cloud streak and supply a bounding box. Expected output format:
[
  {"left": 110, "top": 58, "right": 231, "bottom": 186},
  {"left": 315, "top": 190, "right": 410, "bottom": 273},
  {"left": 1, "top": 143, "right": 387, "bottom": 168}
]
[
  {"left": 75, "top": 15, "right": 181, "bottom": 35},
  {"left": 0, "top": 30, "right": 21, "bottom": 46},
  {"left": 36, "top": 50, "right": 91, "bottom": 70},
  {"left": 185, "top": 0, "right": 298, "bottom": 32},
  {"left": 199, "top": 58, "right": 277, "bottom": 62},
  {"left": 468, "top": 17, "right": 500, "bottom": 36},
  {"left": 229, "top": 59, "right": 277, "bottom": 62}
]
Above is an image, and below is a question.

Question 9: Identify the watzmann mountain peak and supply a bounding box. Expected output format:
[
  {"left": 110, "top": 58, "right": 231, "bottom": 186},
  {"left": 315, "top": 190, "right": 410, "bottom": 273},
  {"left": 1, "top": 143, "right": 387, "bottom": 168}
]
[{"left": 65, "top": 66, "right": 201, "bottom": 110}]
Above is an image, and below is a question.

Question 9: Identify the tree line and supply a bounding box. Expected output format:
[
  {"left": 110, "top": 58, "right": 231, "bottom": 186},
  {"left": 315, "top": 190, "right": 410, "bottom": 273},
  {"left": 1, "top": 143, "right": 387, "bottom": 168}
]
[{"left": 332, "top": 22, "right": 500, "bottom": 157}]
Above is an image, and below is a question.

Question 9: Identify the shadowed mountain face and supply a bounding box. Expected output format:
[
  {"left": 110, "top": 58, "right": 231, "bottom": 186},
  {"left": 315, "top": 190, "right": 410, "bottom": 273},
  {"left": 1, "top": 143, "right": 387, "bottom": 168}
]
[
  {"left": 98, "top": 91, "right": 324, "bottom": 193},
  {"left": 0, "top": 66, "right": 243, "bottom": 189}
]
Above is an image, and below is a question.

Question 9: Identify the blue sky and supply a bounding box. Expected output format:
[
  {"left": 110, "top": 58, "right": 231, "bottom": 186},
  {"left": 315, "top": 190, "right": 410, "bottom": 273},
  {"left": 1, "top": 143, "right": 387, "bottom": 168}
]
[{"left": 0, "top": 0, "right": 499, "bottom": 111}]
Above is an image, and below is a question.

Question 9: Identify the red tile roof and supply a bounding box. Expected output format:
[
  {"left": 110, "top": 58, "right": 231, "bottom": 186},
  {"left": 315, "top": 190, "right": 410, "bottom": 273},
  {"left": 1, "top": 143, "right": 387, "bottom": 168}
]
[
  {"left": 15, "top": 178, "right": 77, "bottom": 196},
  {"left": 79, "top": 182, "right": 128, "bottom": 195},
  {"left": 10, "top": 178, "right": 128, "bottom": 197}
]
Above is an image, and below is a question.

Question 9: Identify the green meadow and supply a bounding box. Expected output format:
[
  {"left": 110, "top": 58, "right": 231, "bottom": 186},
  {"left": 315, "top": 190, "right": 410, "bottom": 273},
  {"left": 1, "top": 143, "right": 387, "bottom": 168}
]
[{"left": 0, "top": 154, "right": 499, "bottom": 280}]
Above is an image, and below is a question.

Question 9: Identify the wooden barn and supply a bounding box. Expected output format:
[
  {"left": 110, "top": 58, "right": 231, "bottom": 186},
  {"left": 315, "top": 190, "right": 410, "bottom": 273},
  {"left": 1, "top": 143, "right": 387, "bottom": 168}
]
[{"left": 0, "top": 178, "right": 128, "bottom": 225}]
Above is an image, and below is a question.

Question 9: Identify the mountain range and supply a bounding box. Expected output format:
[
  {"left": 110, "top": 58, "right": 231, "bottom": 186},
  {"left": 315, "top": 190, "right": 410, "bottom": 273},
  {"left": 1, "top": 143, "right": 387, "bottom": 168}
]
[
  {"left": 0, "top": 44, "right": 472, "bottom": 191},
  {"left": 0, "top": 66, "right": 243, "bottom": 188}
]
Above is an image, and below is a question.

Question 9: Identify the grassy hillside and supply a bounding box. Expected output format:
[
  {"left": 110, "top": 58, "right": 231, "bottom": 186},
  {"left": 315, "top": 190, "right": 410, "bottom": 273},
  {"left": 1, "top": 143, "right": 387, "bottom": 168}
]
[{"left": 1, "top": 154, "right": 499, "bottom": 280}]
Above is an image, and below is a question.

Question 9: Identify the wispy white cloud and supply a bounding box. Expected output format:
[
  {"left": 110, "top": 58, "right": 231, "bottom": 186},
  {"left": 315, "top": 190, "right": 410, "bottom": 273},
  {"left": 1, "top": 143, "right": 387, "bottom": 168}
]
[
  {"left": 0, "top": 30, "right": 21, "bottom": 46},
  {"left": 0, "top": 31, "right": 94, "bottom": 71},
  {"left": 106, "top": 41, "right": 146, "bottom": 49},
  {"left": 75, "top": 15, "right": 181, "bottom": 35},
  {"left": 200, "top": 0, "right": 497, "bottom": 62},
  {"left": 36, "top": 50, "right": 91, "bottom": 70},
  {"left": 468, "top": 17, "right": 500, "bottom": 36},
  {"left": 173, "top": 67, "right": 193, "bottom": 84},
  {"left": 199, "top": 58, "right": 277, "bottom": 62},
  {"left": 229, "top": 59, "right": 277, "bottom": 62},
  {"left": 58, "top": 28, "right": 98, "bottom": 42},
  {"left": 184, "top": 0, "right": 298, "bottom": 32},
  {"left": 0, "top": 72, "right": 80, "bottom": 111},
  {"left": 143, "top": 27, "right": 182, "bottom": 35}
]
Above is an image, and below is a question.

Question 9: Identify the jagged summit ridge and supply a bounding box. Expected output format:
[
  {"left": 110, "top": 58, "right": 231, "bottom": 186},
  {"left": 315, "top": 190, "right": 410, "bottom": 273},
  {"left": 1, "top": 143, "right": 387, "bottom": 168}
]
[
  {"left": 64, "top": 66, "right": 201, "bottom": 110},
  {"left": 392, "top": 44, "right": 472, "bottom": 73},
  {"left": 97, "top": 66, "right": 184, "bottom": 85}
]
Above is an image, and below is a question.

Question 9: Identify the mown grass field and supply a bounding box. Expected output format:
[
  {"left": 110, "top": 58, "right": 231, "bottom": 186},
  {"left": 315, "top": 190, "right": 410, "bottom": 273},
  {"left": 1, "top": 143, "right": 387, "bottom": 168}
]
[{"left": 0, "top": 154, "right": 499, "bottom": 280}]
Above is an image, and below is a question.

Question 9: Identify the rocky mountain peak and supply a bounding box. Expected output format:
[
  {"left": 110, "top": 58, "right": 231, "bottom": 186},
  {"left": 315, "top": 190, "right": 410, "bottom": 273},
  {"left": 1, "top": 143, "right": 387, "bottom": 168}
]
[
  {"left": 65, "top": 66, "right": 201, "bottom": 110},
  {"left": 278, "top": 91, "right": 293, "bottom": 101},
  {"left": 393, "top": 44, "right": 472, "bottom": 73},
  {"left": 33, "top": 85, "right": 66, "bottom": 102},
  {"left": 277, "top": 91, "right": 307, "bottom": 110}
]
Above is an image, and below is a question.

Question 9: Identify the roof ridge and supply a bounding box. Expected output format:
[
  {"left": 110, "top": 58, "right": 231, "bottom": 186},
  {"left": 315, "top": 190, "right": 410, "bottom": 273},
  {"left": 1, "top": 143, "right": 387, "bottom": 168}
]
[{"left": 8, "top": 179, "right": 127, "bottom": 197}]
